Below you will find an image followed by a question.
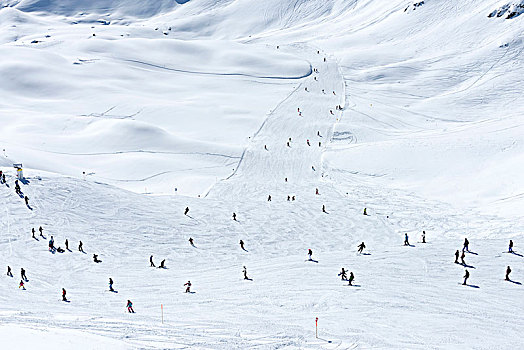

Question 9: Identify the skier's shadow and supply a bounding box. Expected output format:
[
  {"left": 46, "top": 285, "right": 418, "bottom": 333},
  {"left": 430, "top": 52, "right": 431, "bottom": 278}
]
[
  {"left": 241, "top": 248, "right": 249, "bottom": 252},
  {"left": 244, "top": 278, "right": 253, "bottom": 281},
  {"left": 511, "top": 252, "right": 524, "bottom": 257},
  {"left": 467, "top": 251, "right": 479, "bottom": 255},
  {"left": 306, "top": 259, "right": 319, "bottom": 263},
  {"left": 66, "top": 248, "right": 72, "bottom": 252},
  {"left": 361, "top": 253, "right": 371, "bottom": 256},
  {"left": 465, "top": 284, "right": 480, "bottom": 288},
  {"left": 110, "top": 290, "right": 119, "bottom": 293},
  {"left": 404, "top": 244, "right": 415, "bottom": 247},
  {"left": 27, "top": 205, "right": 33, "bottom": 211},
  {"left": 186, "top": 291, "right": 196, "bottom": 294},
  {"left": 157, "top": 266, "right": 168, "bottom": 269},
  {"left": 508, "top": 279, "right": 522, "bottom": 285},
  {"left": 317, "top": 337, "right": 333, "bottom": 344},
  {"left": 33, "top": 237, "right": 39, "bottom": 241},
  {"left": 63, "top": 300, "right": 71, "bottom": 303},
  {"left": 347, "top": 284, "right": 361, "bottom": 287}
]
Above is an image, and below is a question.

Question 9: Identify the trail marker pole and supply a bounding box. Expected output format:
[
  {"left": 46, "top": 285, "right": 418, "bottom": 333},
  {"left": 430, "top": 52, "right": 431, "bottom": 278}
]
[
  {"left": 161, "top": 304, "right": 164, "bottom": 324},
  {"left": 315, "top": 317, "right": 318, "bottom": 338}
]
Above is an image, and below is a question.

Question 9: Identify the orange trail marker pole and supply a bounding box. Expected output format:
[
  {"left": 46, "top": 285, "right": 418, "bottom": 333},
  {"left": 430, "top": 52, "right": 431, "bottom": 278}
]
[{"left": 161, "top": 304, "right": 164, "bottom": 324}]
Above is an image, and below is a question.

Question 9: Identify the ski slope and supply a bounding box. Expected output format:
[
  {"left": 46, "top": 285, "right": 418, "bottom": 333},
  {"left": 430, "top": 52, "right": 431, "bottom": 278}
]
[{"left": 1, "top": 0, "right": 523, "bottom": 348}]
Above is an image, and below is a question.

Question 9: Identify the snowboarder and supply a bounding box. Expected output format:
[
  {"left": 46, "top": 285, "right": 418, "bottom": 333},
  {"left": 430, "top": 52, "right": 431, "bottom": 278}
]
[
  {"left": 65, "top": 239, "right": 69, "bottom": 250},
  {"left": 268, "top": 195, "right": 271, "bottom": 201},
  {"left": 62, "top": 288, "right": 67, "bottom": 301},
  {"left": 460, "top": 251, "right": 466, "bottom": 265},
  {"left": 422, "top": 231, "right": 426, "bottom": 243},
  {"left": 463, "top": 238, "right": 469, "bottom": 252},
  {"left": 315, "top": 188, "right": 319, "bottom": 195},
  {"left": 348, "top": 272, "right": 354, "bottom": 286},
  {"left": 150, "top": 255, "right": 155, "bottom": 267},
  {"left": 232, "top": 212, "right": 237, "bottom": 221},
  {"left": 322, "top": 204, "right": 326, "bottom": 213},
  {"left": 505, "top": 266, "right": 511, "bottom": 281},
  {"left": 363, "top": 208, "right": 367, "bottom": 215},
  {"left": 463, "top": 270, "right": 470, "bottom": 285},
  {"left": 109, "top": 278, "right": 114, "bottom": 291},
  {"left": 127, "top": 300, "right": 135, "bottom": 313},
  {"left": 240, "top": 240, "right": 245, "bottom": 250},
  {"left": 357, "top": 242, "right": 366, "bottom": 254},
  {"left": 308, "top": 249, "right": 313, "bottom": 260},
  {"left": 454, "top": 250, "right": 460, "bottom": 264},
  {"left": 404, "top": 233, "right": 410, "bottom": 246},
  {"left": 24, "top": 196, "right": 29, "bottom": 206},
  {"left": 338, "top": 268, "right": 347, "bottom": 280},
  {"left": 189, "top": 237, "right": 194, "bottom": 246},
  {"left": 184, "top": 207, "right": 189, "bottom": 216},
  {"left": 93, "top": 254, "right": 101, "bottom": 263},
  {"left": 78, "top": 241, "right": 84, "bottom": 252},
  {"left": 159, "top": 259, "right": 166, "bottom": 268},
  {"left": 243, "top": 266, "right": 249, "bottom": 280},
  {"left": 7, "top": 266, "right": 12, "bottom": 277},
  {"left": 508, "top": 240, "right": 513, "bottom": 253},
  {"left": 19, "top": 280, "right": 25, "bottom": 290},
  {"left": 184, "top": 281, "right": 191, "bottom": 293},
  {"left": 21, "top": 268, "right": 27, "bottom": 281}
]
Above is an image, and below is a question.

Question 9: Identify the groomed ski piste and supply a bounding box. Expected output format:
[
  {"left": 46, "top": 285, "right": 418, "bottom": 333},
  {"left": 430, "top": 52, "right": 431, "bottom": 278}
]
[{"left": 1, "top": 0, "right": 523, "bottom": 348}]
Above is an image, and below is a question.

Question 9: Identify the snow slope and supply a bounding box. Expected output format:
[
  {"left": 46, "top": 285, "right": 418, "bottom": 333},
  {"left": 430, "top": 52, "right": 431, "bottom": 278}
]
[{"left": 0, "top": 0, "right": 523, "bottom": 348}]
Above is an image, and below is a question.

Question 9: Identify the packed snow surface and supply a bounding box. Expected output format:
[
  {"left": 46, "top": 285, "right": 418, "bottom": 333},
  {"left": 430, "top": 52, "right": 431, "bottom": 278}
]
[{"left": 1, "top": 0, "right": 523, "bottom": 348}]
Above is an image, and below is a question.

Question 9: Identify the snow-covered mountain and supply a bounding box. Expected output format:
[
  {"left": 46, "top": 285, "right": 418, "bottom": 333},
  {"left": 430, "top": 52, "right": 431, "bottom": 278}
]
[{"left": 1, "top": 0, "right": 523, "bottom": 348}]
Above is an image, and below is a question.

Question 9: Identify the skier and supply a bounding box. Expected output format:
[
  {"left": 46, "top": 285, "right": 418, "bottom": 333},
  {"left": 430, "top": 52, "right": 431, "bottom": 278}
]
[
  {"left": 322, "top": 204, "right": 326, "bottom": 213},
  {"left": 508, "top": 240, "right": 513, "bottom": 253},
  {"left": 127, "top": 300, "right": 135, "bottom": 313},
  {"left": 404, "top": 233, "right": 410, "bottom": 246},
  {"left": 184, "top": 207, "right": 189, "bottom": 216},
  {"left": 357, "top": 242, "right": 366, "bottom": 254},
  {"left": 287, "top": 195, "right": 291, "bottom": 201},
  {"left": 264, "top": 145, "right": 268, "bottom": 151},
  {"left": 285, "top": 177, "right": 288, "bottom": 182},
  {"left": 317, "top": 131, "right": 321, "bottom": 137},
  {"left": 292, "top": 196, "right": 295, "bottom": 201},
  {"left": 32, "top": 228, "right": 35, "bottom": 239},
  {"left": 348, "top": 272, "right": 354, "bottom": 286},
  {"left": 505, "top": 266, "right": 511, "bottom": 281},
  {"left": 308, "top": 249, "right": 313, "bottom": 260},
  {"left": 24, "top": 196, "right": 29, "bottom": 206},
  {"left": 7, "top": 266, "right": 12, "bottom": 277},
  {"left": 19, "top": 280, "right": 25, "bottom": 290},
  {"left": 49, "top": 236, "right": 54, "bottom": 252},
  {"left": 307, "top": 139, "right": 310, "bottom": 146},
  {"left": 240, "top": 240, "right": 245, "bottom": 250},
  {"left": 65, "top": 239, "right": 69, "bottom": 250},
  {"left": 21, "top": 268, "right": 27, "bottom": 281},
  {"left": 189, "top": 237, "right": 194, "bottom": 246},
  {"left": 268, "top": 195, "right": 272, "bottom": 201},
  {"left": 62, "top": 288, "right": 67, "bottom": 301},
  {"left": 232, "top": 212, "right": 237, "bottom": 221},
  {"left": 460, "top": 251, "right": 466, "bottom": 265},
  {"left": 243, "top": 266, "right": 249, "bottom": 280},
  {"left": 287, "top": 141, "right": 290, "bottom": 147},
  {"left": 422, "top": 231, "right": 426, "bottom": 243},
  {"left": 338, "top": 268, "right": 347, "bottom": 280},
  {"left": 93, "top": 254, "right": 101, "bottom": 263},
  {"left": 78, "top": 241, "right": 84, "bottom": 252},
  {"left": 463, "top": 238, "right": 469, "bottom": 252},
  {"left": 454, "top": 250, "right": 460, "bottom": 264},
  {"left": 109, "top": 278, "right": 114, "bottom": 291},
  {"left": 363, "top": 208, "right": 367, "bottom": 215},
  {"left": 319, "top": 142, "right": 322, "bottom": 147},
  {"left": 184, "top": 281, "right": 192, "bottom": 293},
  {"left": 150, "top": 255, "right": 155, "bottom": 267},
  {"left": 159, "top": 259, "right": 166, "bottom": 268},
  {"left": 39, "top": 226, "right": 44, "bottom": 237},
  {"left": 315, "top": 188, "right": 319, "bottom": 195},
  {"left": 463, "top": 270, "right": 470, "bottom": 285}
]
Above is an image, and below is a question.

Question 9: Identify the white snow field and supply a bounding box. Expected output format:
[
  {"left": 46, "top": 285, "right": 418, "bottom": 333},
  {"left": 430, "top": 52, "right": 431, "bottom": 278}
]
[{"left": 1, "top": 0, "right": 523, "bottom": 348}]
